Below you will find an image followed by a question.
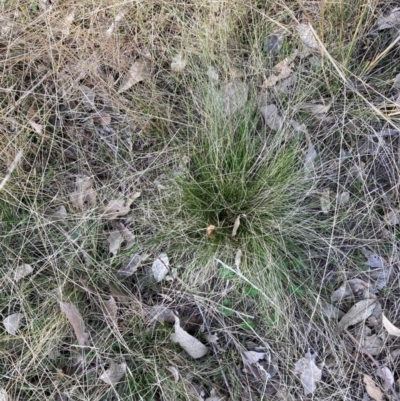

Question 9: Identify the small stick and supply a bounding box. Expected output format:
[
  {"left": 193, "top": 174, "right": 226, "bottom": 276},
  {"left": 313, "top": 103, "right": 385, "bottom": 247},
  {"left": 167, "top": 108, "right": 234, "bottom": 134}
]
[{"left": 345, "top": 330, "right": 400, "bottom": 401}]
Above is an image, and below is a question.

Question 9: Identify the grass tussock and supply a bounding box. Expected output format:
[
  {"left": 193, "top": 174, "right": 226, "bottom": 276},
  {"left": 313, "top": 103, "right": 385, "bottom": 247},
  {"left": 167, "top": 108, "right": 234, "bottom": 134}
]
[{"left": 1, "top": 0, "right": 400, "bottom": 400}]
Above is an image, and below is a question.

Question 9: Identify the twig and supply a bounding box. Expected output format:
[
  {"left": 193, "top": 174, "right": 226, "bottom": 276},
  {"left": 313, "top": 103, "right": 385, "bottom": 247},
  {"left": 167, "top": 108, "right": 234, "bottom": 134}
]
[{"left": 345, "top": 330, "right": 400, "bottom": 401}]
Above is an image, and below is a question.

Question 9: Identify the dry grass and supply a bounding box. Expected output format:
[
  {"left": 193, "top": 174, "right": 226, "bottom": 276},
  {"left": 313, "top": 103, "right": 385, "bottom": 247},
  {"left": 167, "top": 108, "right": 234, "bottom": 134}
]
[{"left": 1, "top": 0, "right": 400, "bottom": 400}]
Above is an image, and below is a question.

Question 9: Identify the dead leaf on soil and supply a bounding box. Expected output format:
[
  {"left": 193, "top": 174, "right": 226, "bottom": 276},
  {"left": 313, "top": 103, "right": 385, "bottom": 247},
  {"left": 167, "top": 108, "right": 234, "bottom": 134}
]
[
  {"left": 337, "top": 299, "right": 377, "bottom": 331},
  {"left": 304, "top": 142, "right": 317, "bottom": 173},
  {"left": 117, "top": 253, "right": 142, "bottom": 278},
  {"left": 105, "top": 10, "right": 125, "bottom": 38},
  {"left": 331, "top": 278, "right": 372, "bottom": 302},
  {"left": 205, "top": 333, "right": 219, "bottom": 344},
  {"left": 242, "top": 351, "right": 266, "bottom": 365},
  {"left": 107, "top": 230, "right": 124, "bottom": 256},
  {"left": 10, "top": 263, "right": 33, "bottom": 282},
  {"left": 3, "top": 313, "right": 24, "bottom": 335},
  {"left": 263, "top": 58, "right": 293, "bottom": 88},
  {"left": 296, "top": 24, "right": 319, "bottom": 50},
  {"left": 320, "top": 189, "right": 331, "bottom": 214},
  {"left": 260, "top": 104, "right": 283, "bottom": 131},
  {"left": 145, "top": 305, "right": 175, "bottom": 325},
  {"left": 104, "top": 297, "right": 118, "bottom": 321},
  {"left": 362, "top": 248, "right": 385, "bottom": 269},
  {"left": 59, "top": 302, "right": 90, "bottom": 346},
  {"left": 99, "top": 361, "right": 127, "bottom": 385},
  {"left": 377, "top": 8, "right": 400, "bottom": 30},
  {"left": 294, "top": 351, "right": 322, "bottom": 395},
  {"left": 321, "top": 301, "right": 344, "bottom": 319},
  {"left": 382, "top": 314, "right": 400, "bottom": 337},
  {"left": 92, "top": 111, "right": 111, "bottom": 126},
  {"left": 118, "top": 59, "right": 152, "bottom": 93},
  {"left": 360, "top": 335, "right": 384, "bottom": 356},
  {"left": 232, "top": 215, "right": 241, "bottom": 237},
  {"left": 223, "top": 81, "right": 249, "bottom": 116},
  {"left": 171, "top": 53, "right": 187, "bottom": 72},
  {"left": 375, "top": 367, "right": 394, "bottom": 390},
  {"left": 299, "top": 103, "right": 331, "bottom": 116},
  {"left": 118, "top": 225, "right": 135, "bottom": 249},
  {"left": 52, "top": 205, "right": 68, "bottom": 220},
  {"left": 363, "top": 375, "right": 384, "bottom": 401},
  {"left": 28, "top": 121, "right": 43, "bottom": 134},
  {"left": 103, "top": 194, "right": 140, "bottom": 220},
  {"left": 171, "top": 316, "right": 208, "bottom": 359},
  {"left": 0, "top": 389, "right": 9, "bottom": 401},
  {"left": 264, "top": 34, "right": 283, "bottom": 56},
  {"left": 152, "top": 253, "right": 169, "bottom": 282},
  {"left": 384, "top": 210, "right": 400, "bottom": 226},
  {"left": 206, "top": 225, "right": 216, "bottom": 239},
  {"left": 166, "top": 366, "right": 180, "bottom": 383},
  {"left": 38, "top": 0, "right": 53, "bottom": 12},
  {"left": 235, "top": 248, "right": 242, "bottom": 268},
  {"left": 69, "top": 176, "right": 97, "bottom": 211}
]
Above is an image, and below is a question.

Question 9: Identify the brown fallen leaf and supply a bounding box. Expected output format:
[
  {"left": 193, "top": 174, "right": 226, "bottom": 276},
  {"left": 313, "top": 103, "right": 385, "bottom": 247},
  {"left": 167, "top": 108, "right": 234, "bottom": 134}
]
[
  {"left": 382, "top": 314, "right": 400, "bottom": 337},
  {"left": 171, "top": 316, "right": 208, "bottom": 359},
  {"left": 294, "top": 352, "right": 322, "bottom": 395},
  {"left": 234, "top": 248, "right": 242, "bottom": 268},
  {"left": 104, "top": 297, "right": 118, "bottom": 321},
  {"left": 166, "top": 366, "right": 180, "bottom": 383},
  {"left": 223, "top": 81, "right": 249, "bottom": 116},
  {"left": 10, "top": 263, "right": 33, "bottom": 282},
  {"left": 337, "top": 299, "right": 377, "bottom": 331},
  {"left": 260, "top": 104, "right": 283, "bottom": 131},
  {"left": 3, "top": 313, "right": 24, "bottom": 335},
  {"left": 363, "top": 375, "right": 383, "bottom": 401},
  {"left": 69, "top": 176, "right": 97, "bottom": 211},
  {"left": 105, "top": 10, "right": 125, "bottom": 38},
  {"left": 206, "top": 225, "right": 216, "bottom": 239},
  {"left": 117, "top": 253, "right": 142, "bottom": 278},
  {"left": 107, "top": 230, "right": 124, "bottom": 256},
  {"left": 263, "top": 59, "right": 293, "bottom": 88},
  {"left": 99, "top": 361, "right": 127, "bottom": 385},
  {"left": 377, "top": 8, "right": 400, "bottom": 30},
  {"left": 376, "top": 367, "right": 394, "bottom": 391},
  {"left": 360, "top": 335, "right": 384, "bottom": 356},
  {"left": 103, "top": 194, "right": 140, "bottom": 220},
  {"left": 232, "top": 215, "right": 241, "bottom": 237},
  {"left": 59, "top": 302, "right": 90, "bottom": 346},
  {"left": 118, "top": 59, "right": 152, "bottom": 93},
  {"left": 152, "top": 253, "right": 169, "bottom": 282},
  {"left": 52, "top": 205, "right": 68, "bottom": 220},
  {"left": 297, "top": 24, "right": 319, "bottom": 50}
]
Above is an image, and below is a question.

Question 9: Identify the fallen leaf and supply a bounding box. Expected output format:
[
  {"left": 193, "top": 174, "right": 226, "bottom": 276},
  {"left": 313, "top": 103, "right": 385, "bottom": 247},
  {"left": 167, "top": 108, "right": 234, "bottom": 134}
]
[
  {"left": 99, "top": 361, "right": 127, "bottom": 385},
  {"left": 107, "top": 231, "right": 123, "bottom": 256},
  {"left": 38, "top": 0, "right": 52, "bottom": 12},
  {"left": 3, "top": 313, "right": 24, "bottom": 335},
  {"left": 117, "top": 253, "right": 142, "bottom": 278},
  {"left": 171, "top": 316, "right": 208, "bottom": 359},
  {"left": 206, "top": 225, "right": 216, "bottom": 239},
  {"left": 264, "top": 34, "right": 283, "bottom": 56},
  {"left": 297, "top": 24, "right": 319, "bottom": 50},
  {"left": 205, "top": 333, "right": 219, "bottom": 344},
  {"left": 166, "top": 366, "right": 180, "bottom": 383},
  {"left": 263, "top": 59, "right": 293, "bottom": 88},
  {"left": 337, "top": 299, "right": 377, "bottom": 331},
  {"left": 320, "top": 189, "right": 331, "bottom": 214},
  {"left": 337, "top": 191, "right": 350, "bottom": 205},
  {"left": 119, "top": 226, "right": 135, "bottom": 249},
  {"left": 0, "top": 388, "right": 9, "bottom": 401},
  {"left": 61, "top": 11, "right": 75, "bottom": 37},
  {"left": 103, "top": 195, "right": 139, "bottom": 220},
  {"left": 28, "top": 121, "right": 43, "bottom": 134},
  {"left": 242, "top": 351, "right": 266, "bottom": 365},
  {"left": 363, "top": 249, "right": 385, "bottom": 269},
  {"left": 92, "top": 111, "right": 111, "bottom": 126},
  {"left": 363, "top": 375, "right": 383, "bottom": 401},
  {"left": 382, "top": 314, "right": 400, "bottom": 337},
  {"left": 260, "top": 104, "right": 283, "bottom": 131},
  {"left": 11, "top": 263, "right": 33, "bottom": 282},
  {"left": 294, "top": 352, "right": 322, "bottom": 395},
  {"left": 152, "top": 253, "right": 169, "bottom": 282},
  {"left": 69, "top": 176, "right": 97, "bottom": 211},
  {"left": 105, "top": 10, "right": 125, "bottom": 38},
  {"left": 52, "top": 205, "right": 68, "bottom": 220},
  {"left": 321, "top": 301, "right": 344, "bottom": 319},
  {"left": 145, "top": 305, "right": 175, "bottom": 324},
  {"left": 171, "top": 53, "right": 187, "bottom": 72},
  {"left": 59, "top": 302, "right": 90, "bottom": 346},
  {"left": 299, "top": 103, "right": 331, "bottom": 115},
  {"left": 377, "top": 8, "right": 400, "bottom": 30},
  {"left": 304, "top": 142, "right": 317, "bottom": 173},
  {"left": 384, "top": 210, "right": 400, "bottom": 226},
  {"left": 232, "top": 215, "right": 241, "bottom": 237},
  {"left": 274, "top": 74, "right": 297, "bottom": 94},
  {"left": 375, "top": 367, "right": 394, "bottom": 390},
  {"left": 118, "top": 59, "right": 152, "bottom": 93},
  {"left": 223, "top": 81, "right": 249, "bottom": 116},
  {"left": 390, "top": 348, "right": 400, "bottom": 358},
  {"left": 104, "top": 297, "right": 118, "bottom": 321},
  {"left": 205, "top": 388, "right": 225, "bottom": 401},
  {"left": 361, "top": 335, "right": 384, "bottom": 356},
  {"left": 234, "top": 249, "right": 242, "bottom": 268},
  {"left": 80, "top": 86, "right": 95, "bottom": 109}
]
